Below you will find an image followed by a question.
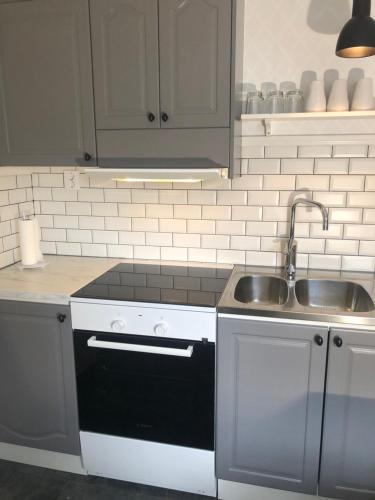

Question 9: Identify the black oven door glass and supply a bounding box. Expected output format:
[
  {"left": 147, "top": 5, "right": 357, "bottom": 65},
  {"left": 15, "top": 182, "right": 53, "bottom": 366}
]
[{"left": 74, "top": 331, "right": 215, "bottom": 451}]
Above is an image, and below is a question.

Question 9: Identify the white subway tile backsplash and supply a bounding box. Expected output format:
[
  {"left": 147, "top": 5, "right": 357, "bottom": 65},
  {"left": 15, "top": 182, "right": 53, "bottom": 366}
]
[
  {"left": 344, "top": 224, "right": 375, "bottom": 240},
  {"left": 330, "top": 208, "right": 363, "bottom": 223},
  {"left": 342, "top": 256, "right": 375, "bottom": 272},
  {"left": 265, "top": 146, "right": 298, "bottom": 158},
  {"left": 330, "top": 175, "right": 364, "bottom": 191},
  {"left": 53, "top": 215, "right": 79, "bottom": 229},
  {"left": 202, "top": 206, "right": 231, "bottom": 220},
  {"left": 246, "top": 251, "right": 277, "bottom": 267},
  {"left": 161, "top": 247, "right": 188, "bottom": 261},
  {"left": 55, "top": 242, "right": 82, "bottom": 256},
  {"left": 299, "top": 146, "right": 332, "bottom": 158},
  {"left": 216, "top": 220, "right": 245, "bottom": 235},
  {"left": 231, "top": 235, "right": 260, "bottom": 251},
  {"left": 217, "top": 250, "right": 245, "bottom": 265},
  {"left": 263, "top": 175, "right": 295, "bottom": 191},
  {"left": 359, "top": 240, "right": 375, "bottom": 256},
  {"left": 174, "top": 233, "right": 201, "bottom": 248},
  {"left": 349, "top": 158, "right": 375, "bottom": 174},
  {"left": 248, "top": 159, "right": 280, "bottom": 174},
  {"left": 79, "top": 216, "right": 105, "bottom": 230},
  {"left": 363, "top": 209, "right": 375, "bottom": 223},
  {"left": 347, "top": 192, "right": 375, "bottom": 208},
  {"left": 232, "top": 206, "right": 262, "bottom": 221},
  {"left": 81, "top": 243, "right": 107, "bottom": 257},
  {"left": 93, "top": 230, "right": 119, "bottom": 244},
  {"left": 296, "top": 175, "right": 329, "bottom": 191},
  {"left": 107, "top": 245, "right": 133, "bottom": 259},
  {"left": 309, "top": 254, "right": 342, "bottom": 270},
  {"left": 281, "top": 159, "right": 314, "bottom": 174},
  {"left": 333, "top": 145, "right": 368, "bottom": 158},
  {"left": 326, "top": 239, "right": 358, "bottom": 255},
  {"left": 246, "top": 221, "right": 277, "bottom": 236},
  {"left": 146, "top": 232, "right": 172, "bottom": 247},
  {"left": 188, "top": 190, "right": 216, "bottom": 205},
  {"left": 3, "top": 137, "right": 375, "bottom": 273},
  {"left": 365, "top": 176, "right": 375, "bottom": 191},
  {"left": 248, "top": 191, "right": 279, "bottom": 206}
]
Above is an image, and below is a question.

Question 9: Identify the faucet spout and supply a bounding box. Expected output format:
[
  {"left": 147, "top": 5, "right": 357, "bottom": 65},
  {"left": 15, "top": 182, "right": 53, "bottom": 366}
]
[{"left": 285, "top": 198, "right": 329, "bottom": 281}]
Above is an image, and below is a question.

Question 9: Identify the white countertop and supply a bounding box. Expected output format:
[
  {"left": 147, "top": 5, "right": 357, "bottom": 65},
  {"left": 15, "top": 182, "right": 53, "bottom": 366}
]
[
  {"left": 0, "top": 256, "right": 232, "bottom": 306},
  {"left": 0, "top": 256, "right": 123, "bottom": 305}
]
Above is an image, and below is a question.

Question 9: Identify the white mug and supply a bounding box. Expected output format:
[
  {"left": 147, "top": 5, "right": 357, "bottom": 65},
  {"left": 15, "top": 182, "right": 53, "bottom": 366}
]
[
  {"left": 305, "top": 80, "right": 326, "bottom": 112},
  {"left": 327, "top": 79, "right": 349, "bottom": 112},
  {"left": 351, "top": 78, "right": 374, "bottom": 111}
]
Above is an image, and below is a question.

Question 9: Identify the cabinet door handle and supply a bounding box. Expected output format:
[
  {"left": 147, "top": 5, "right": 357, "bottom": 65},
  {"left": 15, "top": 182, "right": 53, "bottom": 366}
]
[
  {"left": 314, "top": 335, "right": 324, "bottom": 346},
  {"left": 57, "top": 314, "right": 66, "bottom": 324},
  {"left": 84, "top": 152, "right": 92, "bottom": 162},
  {"left": 161, "top": 112, "right": 169, "bottom": 122},
  {"left": 147, "top": 112, "right": 156, "bottom": 122},
  {"left": 333, "top": 336, "right": 343, "bottom": 348}
]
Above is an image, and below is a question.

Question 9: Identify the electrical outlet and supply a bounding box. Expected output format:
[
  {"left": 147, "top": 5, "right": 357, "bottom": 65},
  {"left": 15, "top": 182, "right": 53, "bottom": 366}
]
[{"left": 64, "top": 171, "right": 80, "bottom": 190}]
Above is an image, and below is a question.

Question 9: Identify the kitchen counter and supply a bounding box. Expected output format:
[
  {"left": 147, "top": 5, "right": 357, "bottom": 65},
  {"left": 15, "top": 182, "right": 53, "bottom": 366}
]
[
  {"left": 0, "top": 256, "right": 233, "bottom": 306},
  {"left": 219, "top": 265, "right": 375, "bottom": 328}
]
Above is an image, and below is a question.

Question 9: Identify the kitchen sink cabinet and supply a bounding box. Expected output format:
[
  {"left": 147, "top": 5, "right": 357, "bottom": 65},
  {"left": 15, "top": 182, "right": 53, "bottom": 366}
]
[
  {"left": 0, "top": 301, "right": 80, "bottom": 455},
  {"left": 216, "top": 317, "right": 328, "bottom": 495},
  {"left": 319, "top": 328, "right": 375, "bottom": 500},
  {"left": 0, "top": 0, "right": 96, "bottom": 166}
]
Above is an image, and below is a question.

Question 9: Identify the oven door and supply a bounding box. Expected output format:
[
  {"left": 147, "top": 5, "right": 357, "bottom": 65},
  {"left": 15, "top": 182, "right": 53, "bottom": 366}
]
[{"left": 74, "top": 331, "right": 215, "bottom": 451}]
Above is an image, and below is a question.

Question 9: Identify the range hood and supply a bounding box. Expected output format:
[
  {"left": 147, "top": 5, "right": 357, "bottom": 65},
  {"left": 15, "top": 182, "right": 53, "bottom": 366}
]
[{"left": 84, "top": 158, "right": 227, "bottom": 183}]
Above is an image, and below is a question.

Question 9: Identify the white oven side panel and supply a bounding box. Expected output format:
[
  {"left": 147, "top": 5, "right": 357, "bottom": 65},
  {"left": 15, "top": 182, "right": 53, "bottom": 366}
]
[
  {"left": 71, "top": 302, "right": 216, "bottom": 342},
  {"left": 80, "top": 431, "right": 217, "bottom": 497}
]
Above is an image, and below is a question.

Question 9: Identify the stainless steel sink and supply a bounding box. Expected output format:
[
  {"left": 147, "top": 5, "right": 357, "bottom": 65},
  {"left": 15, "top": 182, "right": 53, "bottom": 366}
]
[
  {"left": 234, "top": 275, "right": 289, "bottom": 306},
  {"left": 295, "top": 279, "right": 375, "bottom": 313}
]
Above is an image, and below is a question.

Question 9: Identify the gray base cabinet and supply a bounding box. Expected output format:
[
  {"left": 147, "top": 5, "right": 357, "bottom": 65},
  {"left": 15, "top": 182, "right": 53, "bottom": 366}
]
[
  {"left": 320, "top": 328, "right": 375, "bottom": 500},
  {"left": 216, "top": 318, "right": 328, "bottom": 495},
  {"left": 0, "top": 301, "right": 80, "bottom": 456},
  {"left": 0, "top": 0, "right": 96, "bottom": 166}
]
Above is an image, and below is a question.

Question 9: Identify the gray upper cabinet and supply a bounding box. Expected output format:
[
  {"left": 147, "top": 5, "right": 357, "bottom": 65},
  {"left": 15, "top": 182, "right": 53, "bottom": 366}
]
[
  {"left": 158, "top": 0, "right": 231, "bottom": 129},
  {"left": 0, "top": 301, "right": 80, "bottom": 455},
  {"left": 0, "top": 0, "right": 96, "bottom": 166},
  {"left": 320, "top": 328, "right": 375, "bottom": 500},
  {"left": 90, "top": 0, "right": 160, "bottom": 130},
  {"left": 216, "top": 318, "right": 328, "bottom": 495}
]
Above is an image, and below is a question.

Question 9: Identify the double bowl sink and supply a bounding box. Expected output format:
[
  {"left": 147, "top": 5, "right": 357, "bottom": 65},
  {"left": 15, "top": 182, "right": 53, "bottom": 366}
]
[
  {"left": 234, "top": 275, "right": 375, "bottom": 313},
  {"left": 219, "top": 268, "right": 375, "bottom": 326}
]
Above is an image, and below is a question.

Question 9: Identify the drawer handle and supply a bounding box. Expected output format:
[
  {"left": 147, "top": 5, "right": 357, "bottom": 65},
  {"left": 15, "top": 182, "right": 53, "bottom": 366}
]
[
  {"left": 314, "top": 335, "right": 324, "bottom": 346},
  {"left": 333, "top": 336, "right": 343, "bottom": 348},
  {"left": 57, "top": 314, "right": 66, "bottom": 323}
]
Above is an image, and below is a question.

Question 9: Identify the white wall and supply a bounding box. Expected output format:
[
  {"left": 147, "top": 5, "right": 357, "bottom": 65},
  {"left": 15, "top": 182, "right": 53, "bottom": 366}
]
[{"left": 243, "top": 0, "right": 375, "bottom": 97}]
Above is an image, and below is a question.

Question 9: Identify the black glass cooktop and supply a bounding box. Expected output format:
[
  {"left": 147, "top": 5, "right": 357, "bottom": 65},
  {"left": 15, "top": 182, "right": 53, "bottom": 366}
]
[{"left": 72, "top": 263, "right": 232, "bottom": 308}]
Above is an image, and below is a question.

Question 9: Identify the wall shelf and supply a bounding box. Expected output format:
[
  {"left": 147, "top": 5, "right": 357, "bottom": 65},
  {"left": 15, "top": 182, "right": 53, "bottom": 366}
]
[{"left": 239, "top": 111, "right": 375, "bottom": 137}]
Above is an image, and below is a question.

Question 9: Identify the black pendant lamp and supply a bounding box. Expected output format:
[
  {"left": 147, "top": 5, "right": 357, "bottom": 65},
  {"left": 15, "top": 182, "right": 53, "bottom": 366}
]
[{"left": 336, "top": 0, "right": 375, "bottom": 57}]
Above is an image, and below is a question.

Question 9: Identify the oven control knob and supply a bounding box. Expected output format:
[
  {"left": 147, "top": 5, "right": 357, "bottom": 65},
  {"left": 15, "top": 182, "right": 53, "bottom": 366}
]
[
  {"left": 111, "top": 320, "right": 126, "bottom": 333},
  {"left": 154, "top": 322, "right": 168, "bottom": 336}
]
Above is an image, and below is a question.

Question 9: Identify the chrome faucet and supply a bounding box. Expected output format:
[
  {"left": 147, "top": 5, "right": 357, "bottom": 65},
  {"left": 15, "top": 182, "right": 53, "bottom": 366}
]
[{"left": 285, "top": 199, "right": 329, "bottom": 281}]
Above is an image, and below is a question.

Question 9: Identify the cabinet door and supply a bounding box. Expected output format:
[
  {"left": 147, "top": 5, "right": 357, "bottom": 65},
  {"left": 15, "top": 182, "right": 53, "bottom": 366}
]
[
  {"left": 320, "top": 328, "right": 375, "bottom": 500},
  {"left": 0, "top": 0, "right": 96, "bottom": 166},
  {"left": 216, "top": 318, "right": 328, "bottom": 495},
  {"left": 0, "top": 302, "right": 80, "bottom": 455},
  {"left": 90, "top": 0, "right": 160, "bottom": 130},
  {"left": 159, "top": 0, "right": 231, "bottom": 128}
]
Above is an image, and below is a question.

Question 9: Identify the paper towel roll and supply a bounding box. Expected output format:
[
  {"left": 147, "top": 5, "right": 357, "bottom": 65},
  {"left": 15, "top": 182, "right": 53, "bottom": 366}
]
[{"left": 19, "top": 218, "right": 42, "bottom": 266}]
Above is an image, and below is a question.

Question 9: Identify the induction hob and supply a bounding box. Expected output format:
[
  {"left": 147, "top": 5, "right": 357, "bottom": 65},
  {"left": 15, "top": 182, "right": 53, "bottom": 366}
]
[{"left": 72, "top": 263, "right": 232, "bottom": 308}]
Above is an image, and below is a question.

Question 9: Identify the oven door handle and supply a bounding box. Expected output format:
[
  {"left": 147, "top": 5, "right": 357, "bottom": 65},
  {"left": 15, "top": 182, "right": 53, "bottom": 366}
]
[{"left": 87, "top": 336, "right": 194, "bottom": 358}]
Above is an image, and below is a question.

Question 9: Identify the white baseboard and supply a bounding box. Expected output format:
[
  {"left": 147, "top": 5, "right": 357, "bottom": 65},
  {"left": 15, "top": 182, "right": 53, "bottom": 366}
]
[
  {"left": 218, "top": 480, "right": 331, "bottom": 500},
  {"left": 0, "top": 442, "right": 86, "bottom": 475}
]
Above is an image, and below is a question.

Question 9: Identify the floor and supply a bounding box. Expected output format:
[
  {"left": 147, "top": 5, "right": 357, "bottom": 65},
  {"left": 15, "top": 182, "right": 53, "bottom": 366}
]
[{"left": 0, "top": 460, "right": 214, "bottom": 500}]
